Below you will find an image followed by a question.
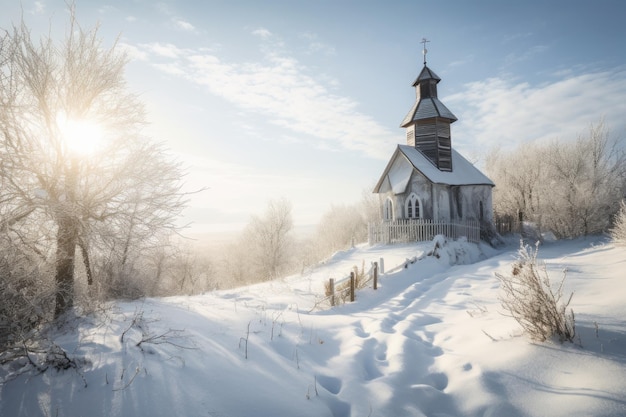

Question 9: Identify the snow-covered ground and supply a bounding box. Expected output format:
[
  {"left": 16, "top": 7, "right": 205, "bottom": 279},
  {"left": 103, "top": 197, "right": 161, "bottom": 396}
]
[{"left": 2, "top": 236, "right": 625, "bottom": 417}]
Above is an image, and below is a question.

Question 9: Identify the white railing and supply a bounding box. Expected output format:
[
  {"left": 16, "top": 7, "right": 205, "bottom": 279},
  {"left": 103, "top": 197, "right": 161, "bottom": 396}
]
[{"left": 368, "top": 219, "right": 480, "bottom": 245}]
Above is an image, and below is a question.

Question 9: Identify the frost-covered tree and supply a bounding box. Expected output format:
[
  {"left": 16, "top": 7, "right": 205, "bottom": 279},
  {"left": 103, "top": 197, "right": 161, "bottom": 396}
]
[
  {"left": 487, "top": 120, "right": 626, "bottom": 238},
  {"left": 486, "top": 142, "right": 545, "bottom": 225},
  {"left": 315, "top": 204, "right": 365, "bottom": 255},
  {"left": 245, "top": 199, "right": 294, "bottom": 281},
  {"left": 610, "top": 200, "right": 626, "bottom": 245},
  {"left": 542, "top": 121, "right": 626, "bottom": 237},
  {"left": 0, "top": 11, "right": 186, "bottom": 318},
  {"left": 313, "top": 187, "right": 379, "bottom": 259}
]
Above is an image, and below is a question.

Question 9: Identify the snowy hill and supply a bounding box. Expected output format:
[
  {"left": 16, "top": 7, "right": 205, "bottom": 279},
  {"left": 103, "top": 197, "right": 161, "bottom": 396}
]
[{"left": 1, "top": 237, "right": 626, "bottom": 417}]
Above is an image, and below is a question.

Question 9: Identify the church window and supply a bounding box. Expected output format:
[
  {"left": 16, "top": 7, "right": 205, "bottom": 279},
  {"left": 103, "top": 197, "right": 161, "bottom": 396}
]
[
  {"left": 405, "top": 193, "right": 422, "bottom": 219},
  {"left": 383, "top": 198, "right": 394, "bottom": 221},
  {"left": 479, "top": 201, "right": 484, "bottom": 221}
]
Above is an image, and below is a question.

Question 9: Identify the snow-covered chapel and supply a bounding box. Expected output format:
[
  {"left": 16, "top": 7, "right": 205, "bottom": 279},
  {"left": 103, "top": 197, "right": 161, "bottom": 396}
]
[{"left": 373, "top": 48, "right": 494, "bottom": 230}]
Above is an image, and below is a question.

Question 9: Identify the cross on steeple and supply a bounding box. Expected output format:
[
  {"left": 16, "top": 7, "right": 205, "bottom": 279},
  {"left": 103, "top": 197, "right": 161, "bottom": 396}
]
[{"left": 421, "top": 38, "right": 430, "bottom": 65}]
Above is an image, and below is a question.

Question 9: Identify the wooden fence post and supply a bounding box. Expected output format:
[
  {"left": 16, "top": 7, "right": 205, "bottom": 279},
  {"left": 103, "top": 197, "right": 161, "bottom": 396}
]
[
  {"left": 373, "top": 262, "right": 378, "bottom": 290},
  {"left": 349, "top": 272, "right": 355, "bottom": 302},
  {"left": 379, "top": 257, "right": 384, "bottom": 274},
  {"left": 329, "top": 278, "right": 335, "bottom": 307}
]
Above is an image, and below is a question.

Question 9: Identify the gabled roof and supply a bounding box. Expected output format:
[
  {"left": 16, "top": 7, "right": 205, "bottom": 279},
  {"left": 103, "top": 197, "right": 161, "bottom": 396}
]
[
  {"left": 400, "top": 97, "right": 458, "bottom": 127},
  {"left": 373, "top": 145, "right": 495, "bottom": 194}
]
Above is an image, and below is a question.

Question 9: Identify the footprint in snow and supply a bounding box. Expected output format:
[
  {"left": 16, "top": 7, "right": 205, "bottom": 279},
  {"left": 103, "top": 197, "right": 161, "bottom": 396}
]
[{"left": 316, "top": 375, "right": 342, "bottom": 394}]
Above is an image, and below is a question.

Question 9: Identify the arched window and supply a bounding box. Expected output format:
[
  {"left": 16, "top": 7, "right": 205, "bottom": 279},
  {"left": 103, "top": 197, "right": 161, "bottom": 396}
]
[
  {"left": 383, "top": 198, "right": 394, "bottom": 221},
  {"left": 479, "top": 201, "right": 484, "bottom": 221},
  {"left": 405, "top": 193, "right": 422, "bottom": 219}
]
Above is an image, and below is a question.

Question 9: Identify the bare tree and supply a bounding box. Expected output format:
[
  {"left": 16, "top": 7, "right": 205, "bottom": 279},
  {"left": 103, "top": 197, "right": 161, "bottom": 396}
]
[
  {"left": 0, "top": 11, "right": 187, "bottom": 318},
  {"left": 485, "top": 142, "right": 544, "bottom": 226},
  {"left": 313, "top": 187, "right": 379, "bottom": 259},
  {"left": 315, "top": 204, "right": 365, "bottom": 257},
  {"left": 245, "top": 199, "right": 294, "bottom": 281},
  {"left": 361, "top": 185, "right": 381, "bottom": 226},
  {"left": 219, "top": 239, "right": 253, "bottom": 287}
]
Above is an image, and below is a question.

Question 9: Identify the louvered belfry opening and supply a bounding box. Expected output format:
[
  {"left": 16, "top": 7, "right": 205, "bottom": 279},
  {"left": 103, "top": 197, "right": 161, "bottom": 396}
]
[
  {"left": 401, "top": 63, "right": 457, "bottom": 172},
  {"left": 413, "top": 117, "right": 452, "bottom": 171}
]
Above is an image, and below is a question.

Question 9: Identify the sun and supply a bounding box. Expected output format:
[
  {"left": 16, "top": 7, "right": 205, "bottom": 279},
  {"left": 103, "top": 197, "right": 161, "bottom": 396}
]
[{"left": 56, "top": 112, "right": 104, "bottom": 155}]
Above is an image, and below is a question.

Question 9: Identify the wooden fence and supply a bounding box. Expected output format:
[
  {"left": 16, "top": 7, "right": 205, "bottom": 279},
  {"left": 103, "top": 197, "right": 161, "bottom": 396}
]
[
  {"left": 368, "top": 219, "right": 480, "bottom": 245},
  {"left": 322, "top": 255, "right": 418, "bottom": 308},
  {"left": 495, "top": 215, "right": 521, "bottom": 235},
  {"left": 326, "top": 262, "right": 379, "bottom": 307}
]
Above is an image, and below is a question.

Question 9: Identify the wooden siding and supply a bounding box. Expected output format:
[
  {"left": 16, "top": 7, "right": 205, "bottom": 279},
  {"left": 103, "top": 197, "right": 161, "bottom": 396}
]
[
  {"left": 368, "top": 219, "right": 480, "bottom": 245},
  {"left": 413, "top": 118, "right": 453, "bottom": 171},
  {"left": 437, "top": 136, "right": 452, "bottom": 171}
]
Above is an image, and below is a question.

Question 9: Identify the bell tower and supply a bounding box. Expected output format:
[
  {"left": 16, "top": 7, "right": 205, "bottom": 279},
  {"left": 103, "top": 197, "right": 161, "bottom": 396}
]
[{"left": 400, "top": 39, "right": 457, "bottom": 171}]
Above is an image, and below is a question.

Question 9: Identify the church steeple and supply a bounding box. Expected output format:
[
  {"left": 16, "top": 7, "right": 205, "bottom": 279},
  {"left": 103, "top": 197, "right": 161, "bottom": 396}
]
[{"left": 401, "top": 40, "right": 457, "bottom": 172}]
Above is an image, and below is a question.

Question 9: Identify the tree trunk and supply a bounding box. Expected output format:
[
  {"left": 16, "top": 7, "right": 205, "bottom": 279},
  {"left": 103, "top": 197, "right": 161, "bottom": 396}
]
[
  {"left": 54, "top": 215, "right": 78, "bottom": 318},
  {"left": 78, "top": 237, "right": 93, "bottom": 286}
]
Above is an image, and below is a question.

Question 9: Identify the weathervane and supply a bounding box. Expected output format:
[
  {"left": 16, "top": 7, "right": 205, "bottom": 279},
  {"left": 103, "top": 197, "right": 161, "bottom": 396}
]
[{"left": 421, "top": 38, "right": 430, "bottom": 65}]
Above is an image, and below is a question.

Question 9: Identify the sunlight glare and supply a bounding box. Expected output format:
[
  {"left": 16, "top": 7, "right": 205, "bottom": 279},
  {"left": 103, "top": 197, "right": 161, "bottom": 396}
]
[{"left": 56, "top": 112, "right": 104, "bottom": 155}]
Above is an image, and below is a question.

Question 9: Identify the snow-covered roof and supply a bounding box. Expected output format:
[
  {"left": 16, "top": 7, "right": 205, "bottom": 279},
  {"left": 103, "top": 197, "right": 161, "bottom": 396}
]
[
  {"left": 374, "top": 145, "right": 494, "bottom": 194},
  {"left": 386, "top": 153, "right": 413, "bottom": 194}
]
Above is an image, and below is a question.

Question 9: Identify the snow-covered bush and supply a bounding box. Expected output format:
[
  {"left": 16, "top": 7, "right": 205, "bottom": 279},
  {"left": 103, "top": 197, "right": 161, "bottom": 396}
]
[
  {"left": 496, "top": 242, "right": 575, "bottom": 343},
  {"left": 610, "top": 200, "right": 626, "bottom": 245},
  {"left": 427, "top": 235, "right": 481, "bottom": 265}
]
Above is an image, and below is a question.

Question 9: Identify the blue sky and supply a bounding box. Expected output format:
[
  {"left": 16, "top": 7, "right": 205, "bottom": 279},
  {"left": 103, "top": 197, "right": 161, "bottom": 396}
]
[{"left": 3, "top": 0, "right": 626, "bottom": 236}]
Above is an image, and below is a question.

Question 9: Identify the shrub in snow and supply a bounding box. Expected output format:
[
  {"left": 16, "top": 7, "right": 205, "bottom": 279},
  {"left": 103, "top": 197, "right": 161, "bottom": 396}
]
[
  {"left": 496, "top": 241, "right": 575, "bottom": 343},
  {"left": 0, "top": 241, "right": 55, "bottom": 352},
  {"left": 427, "top": 235, "right": 448, "bottom": 260},
  {"left": 610, "top": 200, "right": 626, "bottom": 245}
]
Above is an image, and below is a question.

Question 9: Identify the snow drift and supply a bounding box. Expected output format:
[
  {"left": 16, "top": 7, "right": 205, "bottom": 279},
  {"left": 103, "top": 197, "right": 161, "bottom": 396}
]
[{"left": 1, "top": 237, "right": 625, "bottom": 417}]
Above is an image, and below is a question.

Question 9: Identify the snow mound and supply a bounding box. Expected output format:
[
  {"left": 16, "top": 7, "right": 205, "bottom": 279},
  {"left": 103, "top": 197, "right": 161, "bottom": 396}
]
[{"left": 427, "top": 234, "right": 483, "bottom": 265}]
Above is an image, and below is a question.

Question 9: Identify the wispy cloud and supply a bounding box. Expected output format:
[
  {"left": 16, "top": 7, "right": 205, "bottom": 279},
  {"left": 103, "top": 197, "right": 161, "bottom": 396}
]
[
  {"left": 503, "top": 44, "right": 550, "bottom": 67},
  {"left": 447, "top": 68, "right": 626, "bottom": 154},
  {"left": 152, "top": 3, "right": 196, "bottom": 33},
  {"left": 97, "top": 5, "right": 118, "bottom": 15},
  {"left": 118, "top": 42, "right": 148, "bottom": 61},
  {"left": 142, "top": 42, "right": 186, "bottom": 59},
  {"left": 252, "top": 28, "right": 272, "bottom": 39},
  {"left": 173, "top": 17, "right": 196, "bottom": 32},
  {"left": 300, "top": 32, "right": 336, "bottom": 56},
  {"left": 133, "top": 39, "right": 396, "bottom": 159},
  {"left": 448, "top": 54, "right": 474, "bottom": 69},
  {"left": 30, "top": 1, "right": 45, "bottom": 15},
  {"left": 501, "top": 32, "right": 533, "bottom": 44}
]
